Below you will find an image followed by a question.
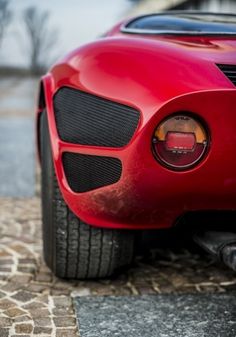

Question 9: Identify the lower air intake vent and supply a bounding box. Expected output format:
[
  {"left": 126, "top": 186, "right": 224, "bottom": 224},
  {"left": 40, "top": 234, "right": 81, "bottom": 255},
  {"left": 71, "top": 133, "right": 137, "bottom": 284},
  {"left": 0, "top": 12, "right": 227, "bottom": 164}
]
[
  {"left": 217, "top": 64, "right": 236, "bottom": 86},
  {"left": 54, "top": 87, "right": 140, "bottom": 147},
  {"left": 63, "top": 153, "right": 122, "bottom": 193}
]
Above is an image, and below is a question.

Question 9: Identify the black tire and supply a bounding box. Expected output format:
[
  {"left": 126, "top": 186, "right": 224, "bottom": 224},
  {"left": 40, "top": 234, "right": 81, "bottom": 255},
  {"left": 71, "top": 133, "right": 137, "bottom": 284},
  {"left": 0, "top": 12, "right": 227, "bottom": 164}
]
[{"left": 40, "top": 112, "right": 134, "bottom": 279}]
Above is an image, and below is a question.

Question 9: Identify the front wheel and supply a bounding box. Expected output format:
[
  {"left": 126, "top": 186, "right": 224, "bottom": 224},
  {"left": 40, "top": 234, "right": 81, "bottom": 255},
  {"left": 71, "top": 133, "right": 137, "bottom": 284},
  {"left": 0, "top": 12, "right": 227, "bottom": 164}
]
[{"left": 40, "top": 112, "right": 135, "bottom": 279}]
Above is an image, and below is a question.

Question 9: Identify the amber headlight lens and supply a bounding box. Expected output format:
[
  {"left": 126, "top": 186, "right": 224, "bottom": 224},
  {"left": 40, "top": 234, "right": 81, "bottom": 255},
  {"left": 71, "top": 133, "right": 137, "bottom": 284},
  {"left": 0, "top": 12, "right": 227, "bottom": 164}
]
[{"left": 152, "top": 114, "right": 208, "bottom": 170}]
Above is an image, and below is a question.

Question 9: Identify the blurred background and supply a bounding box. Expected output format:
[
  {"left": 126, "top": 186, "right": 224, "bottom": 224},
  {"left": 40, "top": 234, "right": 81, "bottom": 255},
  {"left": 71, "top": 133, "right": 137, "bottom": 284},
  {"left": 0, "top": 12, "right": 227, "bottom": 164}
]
[{"left": 0, "top": 0, "right": 235, "bottom": 197}]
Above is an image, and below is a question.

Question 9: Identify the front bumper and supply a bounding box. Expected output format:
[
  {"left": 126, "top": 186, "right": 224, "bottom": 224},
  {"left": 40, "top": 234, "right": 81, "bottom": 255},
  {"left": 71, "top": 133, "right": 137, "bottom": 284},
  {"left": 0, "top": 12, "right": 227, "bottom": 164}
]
[{"left": 43, "top": 83, "right": 236, "bottom": 229}]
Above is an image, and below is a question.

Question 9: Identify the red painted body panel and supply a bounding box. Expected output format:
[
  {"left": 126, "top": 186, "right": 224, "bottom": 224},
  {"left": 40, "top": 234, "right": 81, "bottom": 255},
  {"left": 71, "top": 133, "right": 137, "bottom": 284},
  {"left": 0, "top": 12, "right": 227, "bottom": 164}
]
[{"left": 38, "top": 17, "right": 236, "bottom": 230}]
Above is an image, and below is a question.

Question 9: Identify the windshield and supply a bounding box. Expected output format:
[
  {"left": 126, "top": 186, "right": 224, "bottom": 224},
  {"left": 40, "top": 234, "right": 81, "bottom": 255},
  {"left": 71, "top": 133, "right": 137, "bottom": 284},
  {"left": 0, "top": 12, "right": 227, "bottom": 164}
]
[{"left": 123, "top": 12, "right": 236, "bottom": 35}]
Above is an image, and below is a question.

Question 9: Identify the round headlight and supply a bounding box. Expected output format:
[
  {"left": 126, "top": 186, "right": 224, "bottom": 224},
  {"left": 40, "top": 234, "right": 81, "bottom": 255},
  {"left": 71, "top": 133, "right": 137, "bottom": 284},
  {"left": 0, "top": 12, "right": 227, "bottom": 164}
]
[{"left": 152, "top": 114, "right": 209, "bottom": 170}]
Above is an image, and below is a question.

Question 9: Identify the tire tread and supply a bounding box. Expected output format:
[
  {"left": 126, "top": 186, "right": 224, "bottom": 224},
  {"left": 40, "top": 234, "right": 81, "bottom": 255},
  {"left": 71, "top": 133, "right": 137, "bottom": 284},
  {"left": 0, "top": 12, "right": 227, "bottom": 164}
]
[{"left": 40, "top": 112, "right": 134, "bottom": 279}]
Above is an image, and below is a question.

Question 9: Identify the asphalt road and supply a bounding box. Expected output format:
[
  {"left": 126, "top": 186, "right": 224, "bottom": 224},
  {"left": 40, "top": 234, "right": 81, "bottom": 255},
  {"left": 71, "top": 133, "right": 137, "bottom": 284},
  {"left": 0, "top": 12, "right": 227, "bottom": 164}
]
[
  {"left": 75, "top": 294, "right": 236, "bottom": 337},
  {"left": 0, "top": 118, "right": 35, "bottom": 197},
  {"left": 0, "top": 77, "right": 37, "bottom": 197}
]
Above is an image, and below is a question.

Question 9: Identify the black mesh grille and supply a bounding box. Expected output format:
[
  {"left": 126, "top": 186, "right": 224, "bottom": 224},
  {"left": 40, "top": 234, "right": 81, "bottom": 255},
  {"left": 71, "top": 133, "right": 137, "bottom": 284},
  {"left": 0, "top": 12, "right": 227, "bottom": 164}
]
[
  {"left": 217, "top": 64, "right": 236, "bottom": 86},
  {"left": 63, "top": 153, "right": 122, "bottom": 193},
  {"left": 54, "top": 87, "right": 140, "bottom": 147}
]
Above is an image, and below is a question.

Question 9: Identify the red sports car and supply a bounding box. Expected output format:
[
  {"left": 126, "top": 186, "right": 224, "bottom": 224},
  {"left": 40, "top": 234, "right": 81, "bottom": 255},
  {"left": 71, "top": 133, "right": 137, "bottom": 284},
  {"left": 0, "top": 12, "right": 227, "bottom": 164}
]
[{"left": 37, "top": 12, "right": 236, "bottom": 279}]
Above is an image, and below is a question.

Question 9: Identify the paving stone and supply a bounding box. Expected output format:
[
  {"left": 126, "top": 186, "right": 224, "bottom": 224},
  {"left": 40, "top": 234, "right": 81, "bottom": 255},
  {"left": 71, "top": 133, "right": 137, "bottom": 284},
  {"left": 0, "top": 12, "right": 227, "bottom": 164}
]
[
  {"left": 9, "top": 243, "right": 32, "bottom": 256},
  {"left": 33, "top": 326, "right": 52, "bottom": 334},
  {"left": 52, "top": 296, "right": 72, "bottom": 307},
  {"left": 92, "top": 285, "right": 115, "bottom": 296},
  {"left": 23, "top": 301, "right": 46, "bottom": 310},
  {"left": 36, "top": 294, "right": 49, "bottom": 304},
  {"left": 0, "top": 317, "right": 12, "bottom": 327},
  {"left": 0, "top": 259, "right": 14, "bottom": 265},
  {"left": 11, "top": 290, "right": 37, "bottom": 302},
  {"left": 0, "top": 251, "right": 10, "bottom": 258},
  {"left": 53, "top": 307, "right": 75, "bottom": 316},
  {"left": 26, "top": 283, "right": 48, "bottom": 293},
  {"left": 17, "top": 266, "right": 36, "bottom": 273},
  {"left": 0, "top": 298, "right": 16, "bottom": 309},
  {"left": 51, "top": 288, "right": 71, "bottom": 296},
  {"left": 56, "top": 328, "right": 78, "bottom": 337},
  {"left": 0, "top": 328, "right": 9, "bottom": 337},
  {"left": 75, "top": 294, "right": 236, "bottom": 337},
  {"left": 34, "top": 317, "right": 51, "bottom": 327},
  {"left": 35, "top": 272, "right": 52, "bottom": 283},
  {"left": 10, "top": 275, "right": 32, "bottom": 284},
  {"left": 71, "top": 288, "right": 91, "bottom": 297},
  {"left": 15, "top": 323, "right": 33, "bottom": 334},
  {"left": 4, "top": 307, "right": 27, "bottom": 317},
  {"left": 54, "top": 280, "right": 75, "bottom": 289},
  {"left": 54, "top": 316, "right": 76, "bottom": 327},
  {"left": 28, "top": 308, "right": 50, "bottom": 318},
  {"left": 1, "top": 282, "right": 22, "bottom": 292},
  {"left": 53, "top": 296, "right": 72, "bottom": 307},
  {"left": 18, "top": 258, "right": 36, "bottom": 264},
  {"left": 0, "top": 267, "right": 12, "bottom": 272},
  {"left": 13, "top": 315, "right": 32, "bottom": 323}
]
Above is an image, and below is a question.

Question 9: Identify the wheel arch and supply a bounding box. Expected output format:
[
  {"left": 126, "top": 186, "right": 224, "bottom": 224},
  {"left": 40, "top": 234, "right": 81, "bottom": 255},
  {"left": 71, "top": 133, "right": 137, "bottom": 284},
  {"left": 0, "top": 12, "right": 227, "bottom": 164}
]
[{"left": 36, "top": 74, "right": 54, "bottom": 163}]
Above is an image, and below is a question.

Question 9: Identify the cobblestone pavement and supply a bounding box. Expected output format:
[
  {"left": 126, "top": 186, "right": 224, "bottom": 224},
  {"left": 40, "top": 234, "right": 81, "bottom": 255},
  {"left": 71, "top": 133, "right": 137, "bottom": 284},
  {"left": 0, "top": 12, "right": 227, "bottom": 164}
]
[{"left": 0, "top": 196, "right": 236, "bottom": 336}]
